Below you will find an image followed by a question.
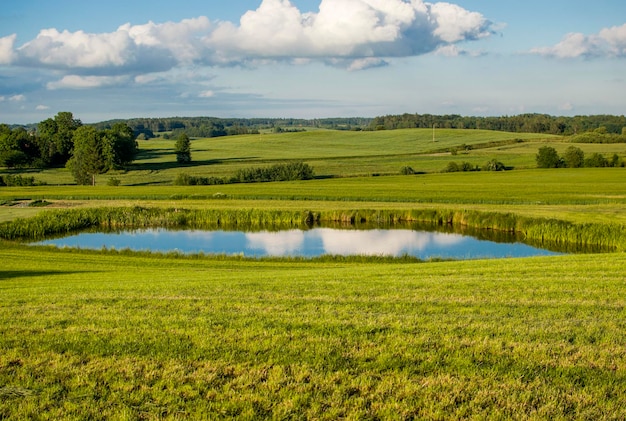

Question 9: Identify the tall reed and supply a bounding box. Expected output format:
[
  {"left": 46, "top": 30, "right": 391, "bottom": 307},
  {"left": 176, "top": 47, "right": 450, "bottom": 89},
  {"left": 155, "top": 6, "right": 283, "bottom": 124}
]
[{"left": 1, "top": 206, "right": 624, "bottom": 250}]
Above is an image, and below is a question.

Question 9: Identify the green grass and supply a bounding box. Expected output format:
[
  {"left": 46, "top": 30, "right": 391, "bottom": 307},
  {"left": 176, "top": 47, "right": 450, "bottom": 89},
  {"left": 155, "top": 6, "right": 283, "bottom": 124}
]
[
  {"left": 1, "top": 128, "right": 563, "bottom": 185},
  {"left": 2, "top": 127, "right": 626, "bottom": 418},
  {"left": 1, "top": 245, "right": 626, "bottom": 419}
]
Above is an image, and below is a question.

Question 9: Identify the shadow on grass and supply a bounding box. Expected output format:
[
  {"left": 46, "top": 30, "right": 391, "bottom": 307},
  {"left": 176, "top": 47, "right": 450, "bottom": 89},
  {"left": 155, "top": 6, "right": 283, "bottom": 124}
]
[{"left": 0, "top": 271, "right": 94, "bottom": 281}]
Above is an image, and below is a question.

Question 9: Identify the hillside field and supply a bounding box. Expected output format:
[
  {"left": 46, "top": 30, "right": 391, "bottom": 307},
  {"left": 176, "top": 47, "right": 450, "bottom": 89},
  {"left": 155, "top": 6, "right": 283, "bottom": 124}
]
[{"left": 1, "top": 127, "right": 626, "bottom": 419}]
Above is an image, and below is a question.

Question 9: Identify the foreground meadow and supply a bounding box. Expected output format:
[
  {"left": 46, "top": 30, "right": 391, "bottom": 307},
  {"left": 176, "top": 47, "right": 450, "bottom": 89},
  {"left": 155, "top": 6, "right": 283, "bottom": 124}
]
[
  {"left": 2, "top": 127, "right": 626, "bottom": 418},
  {"left": 1, "top": 245, "right": 626, "bottom": 419}
]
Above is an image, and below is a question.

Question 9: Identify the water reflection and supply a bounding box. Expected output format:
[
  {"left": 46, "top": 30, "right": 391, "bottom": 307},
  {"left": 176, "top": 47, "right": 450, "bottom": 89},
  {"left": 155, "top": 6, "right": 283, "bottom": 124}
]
[{"left": 34, "top": 227, "right": 563, "bottom": 260}]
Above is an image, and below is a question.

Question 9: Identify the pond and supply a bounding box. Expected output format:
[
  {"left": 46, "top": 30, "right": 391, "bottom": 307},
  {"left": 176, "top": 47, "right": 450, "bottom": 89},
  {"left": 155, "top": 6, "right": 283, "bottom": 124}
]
[{"left": 33, "top": 226, "right": 564, "bottom": 260}]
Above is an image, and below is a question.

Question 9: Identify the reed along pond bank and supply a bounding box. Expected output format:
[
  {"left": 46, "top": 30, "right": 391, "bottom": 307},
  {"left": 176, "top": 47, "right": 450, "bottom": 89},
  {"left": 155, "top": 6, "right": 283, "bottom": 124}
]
[{"left": 1, "top": 206, "right": 624, "bottom": 252}]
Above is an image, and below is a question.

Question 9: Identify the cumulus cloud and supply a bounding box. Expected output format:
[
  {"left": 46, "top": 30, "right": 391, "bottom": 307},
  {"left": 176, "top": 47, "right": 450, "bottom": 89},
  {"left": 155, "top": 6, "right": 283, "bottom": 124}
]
[
  {"left": 531, "top": 23, "right": 626, "bottom": 59},
  {"left": 47, "top": 75, "right": 130, "bottom": 90},
  {"left": 198, "top": 90, "right": 215, "bottom": 98},
  {"left": 2, "top": 0, "right": 494, "bottom": 87},
  {"left": 0, "top": 34, "right": 17, "bottom": 64},
  {"left": 207, "top": 0, "right": 493, "bottom": 62}
]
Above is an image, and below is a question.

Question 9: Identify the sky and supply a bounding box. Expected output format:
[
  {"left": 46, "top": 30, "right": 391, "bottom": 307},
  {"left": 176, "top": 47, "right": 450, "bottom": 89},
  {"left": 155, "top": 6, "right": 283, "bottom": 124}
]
[{"left": 1, "top": 0, "right": 625, "bottom": 124}]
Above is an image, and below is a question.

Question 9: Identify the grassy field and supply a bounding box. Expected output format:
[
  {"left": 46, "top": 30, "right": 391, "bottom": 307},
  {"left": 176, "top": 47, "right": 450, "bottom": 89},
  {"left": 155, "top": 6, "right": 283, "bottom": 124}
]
[
  {"left": 2, "top": 246, "right": 626, "bottom": 419},
  {"left": 1, "top": 127, "right": 626, "bottom": 419}
]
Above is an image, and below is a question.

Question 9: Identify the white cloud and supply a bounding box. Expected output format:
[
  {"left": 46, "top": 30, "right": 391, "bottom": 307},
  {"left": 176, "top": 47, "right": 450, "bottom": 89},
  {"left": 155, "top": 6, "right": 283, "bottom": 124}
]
[
  {"left": 2, "top": 0, "right": 494, "bottom": 78},
  {"left": 36, "top": 105, "right": 50, "bottom": 110},
  {"left": 0, "top": 34, "right": 17, "bottom": 64},
  {"left": 18, "top": 28, "right": 134, "bottom": 68},
  {"left": 207, "top": 0, "right": 493, "bottom": 64},
  {"left": 47, "top": 75, "right": 129, "bottom": 90},
  {"left": 531, "top": 23, "right": 626, "bottom": 59},
  {"left": 198, "top": 90, "right": 215, "bottom": 98},
  {"left": 9, "top": 94, "right": 25, "bottom": 102},
  {"left": 430, "top": 2, "right": 491, "bottom": 43},
  {"left": 122, "top": 16, "right": 211, "bottom": 63},
  {"left": 346, "top": 57, "right": 388, "bottom": 71}
]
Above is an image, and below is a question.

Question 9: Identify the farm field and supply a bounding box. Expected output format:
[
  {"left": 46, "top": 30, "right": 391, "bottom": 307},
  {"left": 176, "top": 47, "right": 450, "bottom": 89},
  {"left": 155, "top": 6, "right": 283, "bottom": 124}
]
[{"left": 1, "top": 127, "right": 626, "bottom": 418}]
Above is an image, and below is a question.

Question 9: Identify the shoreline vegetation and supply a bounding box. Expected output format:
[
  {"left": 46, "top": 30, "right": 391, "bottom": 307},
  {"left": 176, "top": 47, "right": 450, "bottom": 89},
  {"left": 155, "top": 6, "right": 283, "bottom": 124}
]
[{"left": 1, "top": 206, "right": 624, "bottom": 253}]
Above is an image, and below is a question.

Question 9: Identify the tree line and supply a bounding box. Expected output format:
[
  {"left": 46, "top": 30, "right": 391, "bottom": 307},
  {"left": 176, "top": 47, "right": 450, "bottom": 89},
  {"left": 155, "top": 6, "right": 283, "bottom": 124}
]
[
  {"left": 91, "top": 117, "right": 373, "bottom": 139},
  {"left": 536, "top": 146, "right": 622, "bottom": 169},
  {"left": 367, "top": 113, "right": 626, "bottom": 136},
  {"left": 1, "top": 112, "right": 137, "bottom": 185}
]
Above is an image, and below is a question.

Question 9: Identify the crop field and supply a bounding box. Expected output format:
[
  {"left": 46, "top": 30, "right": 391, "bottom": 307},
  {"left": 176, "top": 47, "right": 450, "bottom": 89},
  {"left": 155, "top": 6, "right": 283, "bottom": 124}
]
[{"left": 1, "top": 127, "right": 626, "bottom": 419}]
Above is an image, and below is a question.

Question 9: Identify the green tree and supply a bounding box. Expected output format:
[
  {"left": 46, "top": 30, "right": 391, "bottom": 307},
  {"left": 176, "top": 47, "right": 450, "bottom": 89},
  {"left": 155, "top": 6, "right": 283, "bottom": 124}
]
[
  {"left": 584, "top": 153, "right": 608, "bottom": 168},
  {"left": 536, "top": 146, "right": 562, "bottom": 168},
  {"left": 67, "top": 126, "right": 105, "bottom": 185},
  {"left": 563, "top": 146, "right": 585, "bottom": 168},
  {"left": 36, "top": 112, "right": 82, "bottom": 166},
  {"left": 101, "top": 123, "right": 137, "bottom": 169},
  {"left": 175, "top": 133, "right": 191, "bottom": 164}
]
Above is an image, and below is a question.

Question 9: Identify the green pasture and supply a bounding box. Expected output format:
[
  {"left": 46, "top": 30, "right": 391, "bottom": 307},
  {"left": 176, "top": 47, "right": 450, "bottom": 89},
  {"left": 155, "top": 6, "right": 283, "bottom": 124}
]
[
  {"left": 2, "top": 128, "right": 566, "bottom": 186},
  {"left": 1, "top": 246, "right": 626, "bottom": 419},
  {"left": 2, "top": 169, "right": 626, "bottom": 225},
  {"left": 2, "top": 127, "right": 626, "bottom": 418},
  {"left": 4, "top": 127, "right": 625, "bottom": 187}
]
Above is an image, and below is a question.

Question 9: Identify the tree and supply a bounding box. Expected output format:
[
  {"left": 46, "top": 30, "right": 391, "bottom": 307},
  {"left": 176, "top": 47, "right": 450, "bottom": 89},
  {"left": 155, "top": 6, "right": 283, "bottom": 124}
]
[
  {"left": 563, "top": 146, "right": 585, "bottom": 168},
  {"left": 36, "top": 111, "right": 82, "bottom": 166},
  {"left": 101, "top": 123, "right": 137, "bottom": 169},
  {"left": 175, "top": 133, "right": 191, "bottom": 164},
  {"left": 584, "top": 153, "right": 608, "bottom": 168},
  {"left": 536, "top": 146, "right": 562, "bottom": 168},
  {"left": 67, "top": 126, "right": 105, "bottom": 185}
]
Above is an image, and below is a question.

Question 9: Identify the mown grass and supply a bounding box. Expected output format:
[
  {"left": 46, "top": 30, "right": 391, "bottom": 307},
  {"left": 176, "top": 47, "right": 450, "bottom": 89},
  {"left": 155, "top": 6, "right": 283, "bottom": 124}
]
[
  {"left": 2, "top": 127, "right": 626, "bottom": 418},
  {"left": 1, "top": 245, "right": 626, "bottom": 419}
]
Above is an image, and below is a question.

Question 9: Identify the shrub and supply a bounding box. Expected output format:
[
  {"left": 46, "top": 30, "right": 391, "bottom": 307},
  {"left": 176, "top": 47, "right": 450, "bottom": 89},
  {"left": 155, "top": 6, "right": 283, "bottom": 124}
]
[
  {"left": 173, "top": 173, "right": 226, "bottom": 186},
  {"left": 0, "top": 174, "right": 42, "bottom": 187},
  {"left": 461, "top": 162, "right": 477, "bottom": 172},
  {"left": 107, "top": 178, "right": 122, "bottom": 186},
  {"left": 563, "top": 146, "right": 585, "bottom": 168},
  {"left": 584, "top": 153, "right": 609, "bottom": 168},
  {"left": 444, "top": 162, "right": 460, "bottom": 173},
  {"left": 536, "top": 146, "right": 563, "bottom": 168},
  {"left": 483, "top": 159, "right": 506, "bottom": 171},
  {"left": 235, "top": 162, "right": 314, "bottom": 183},
  {"left": 0, "top": 151, "right": 29, "bottom": 168},
  {"left": 400, "top": 166, "right": 415, "bottom": 175}
]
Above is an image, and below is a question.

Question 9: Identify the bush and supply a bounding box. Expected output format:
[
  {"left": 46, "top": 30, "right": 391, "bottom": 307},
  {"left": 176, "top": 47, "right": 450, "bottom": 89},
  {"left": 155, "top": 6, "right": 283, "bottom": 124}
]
[
  {"left": 107, "top": 178, "right": 122, "bottom": 186},
  {"left": 235, "top": 162, "right": 314, "bottom": 183},
  {"left": 584, "top": 153, "right": 609, "bottom": 168},
  {"left": 0, "top": 174, "right": 43, "bottom": 187},
  {"left": 400, "top": 166, "right": 415, "bottom": 175},
  {"left": 173, "top": 173, "right": 226, "bottom": 186},
  {"left": 483, "top": 159, "right": 505, "bottom": 171},
  {"left": 444, "top": 162, "right": 460, "bottom": 173},
  {"left": 0, "top": 151, "right": 29, "bottom": 168},
  {"left": 536, "top": 146, "right": 563, "bottom": 168},
  {"left": 563, "top": 146, "right": 585, "bottom": 168},
  {"left": 443, "top": 162, "right": 478, "bottom": 173}
]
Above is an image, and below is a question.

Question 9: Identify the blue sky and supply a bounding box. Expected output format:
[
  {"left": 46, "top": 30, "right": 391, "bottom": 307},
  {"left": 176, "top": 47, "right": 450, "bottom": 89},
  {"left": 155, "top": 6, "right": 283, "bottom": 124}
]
[{"left": 1, "top": 0, "right": 625, "bottom": 124}]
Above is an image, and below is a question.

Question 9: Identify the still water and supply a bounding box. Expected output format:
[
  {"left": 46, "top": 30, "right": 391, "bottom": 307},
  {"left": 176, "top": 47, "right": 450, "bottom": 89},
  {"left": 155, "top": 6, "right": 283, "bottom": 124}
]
[{"left": 34, "top": 227, "right": 562, "bottom": 259}]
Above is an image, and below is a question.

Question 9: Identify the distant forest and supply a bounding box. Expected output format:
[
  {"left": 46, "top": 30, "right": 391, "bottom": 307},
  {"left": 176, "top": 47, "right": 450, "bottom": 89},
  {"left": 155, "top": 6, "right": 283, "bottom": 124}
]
[
  {"left": 367, "top": 113, "right": 626, "bottom": 135},
  {"left": 87, "top": 114, "right": 626, "bottom": 139},
  {"left": 12, "top": 113, "right": 625, "bottom": 139},
  {"left": 91, "top": 117, "right": 372, "bottom": 139}
]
